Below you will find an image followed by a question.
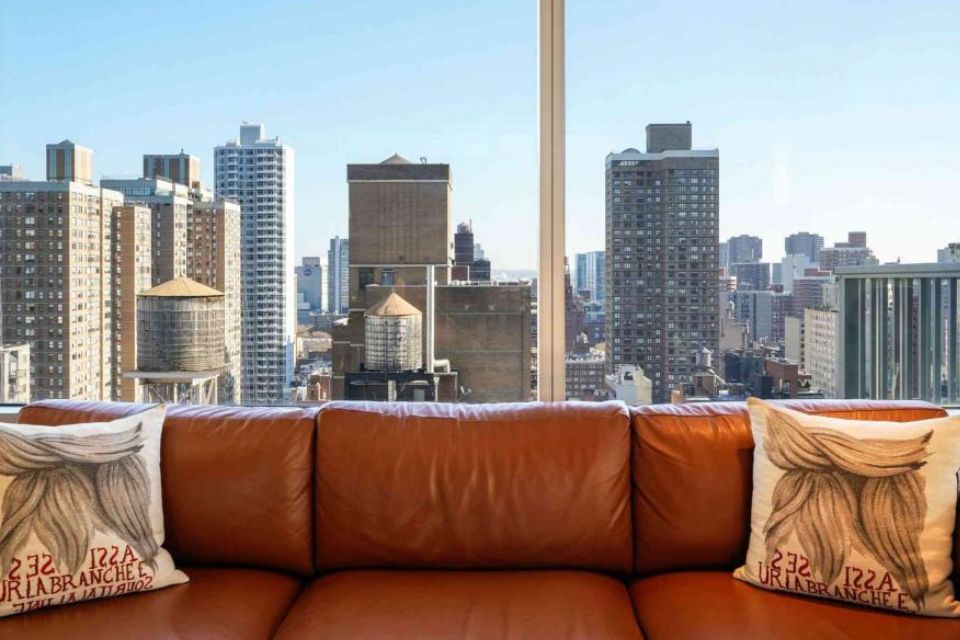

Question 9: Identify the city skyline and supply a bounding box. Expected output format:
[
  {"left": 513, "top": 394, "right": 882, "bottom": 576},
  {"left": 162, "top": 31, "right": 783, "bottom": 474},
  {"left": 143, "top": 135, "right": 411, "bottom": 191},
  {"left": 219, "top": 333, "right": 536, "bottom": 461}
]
[{"left": 3, "top": 1, "right": 959, "bottom": 268}]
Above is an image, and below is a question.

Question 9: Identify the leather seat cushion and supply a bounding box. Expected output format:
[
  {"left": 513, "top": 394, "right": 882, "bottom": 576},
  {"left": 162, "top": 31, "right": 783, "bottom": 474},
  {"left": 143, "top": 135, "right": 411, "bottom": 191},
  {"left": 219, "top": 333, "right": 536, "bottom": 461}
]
[
  {"left": 630, "top": 571, "right": 960, "bottom": 639},
  {"left": 275, "top": 570, "right": 643, "bottom": 639},
  {"left": 0, "top": 568, "right": 303, "bottom": 640}
]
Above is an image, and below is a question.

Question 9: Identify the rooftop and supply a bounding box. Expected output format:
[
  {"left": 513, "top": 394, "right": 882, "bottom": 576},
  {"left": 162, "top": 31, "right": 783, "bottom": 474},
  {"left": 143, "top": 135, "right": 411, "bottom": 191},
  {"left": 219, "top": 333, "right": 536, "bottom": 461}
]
[
  {"left": 364, "top": 292, "right": 421, "bottom": 318},
  {"left": 141, "top": 276, "right": 224, "bottom": 298},
  {"left": 836, "top": 262, "right": 960, "bottom": 278}
]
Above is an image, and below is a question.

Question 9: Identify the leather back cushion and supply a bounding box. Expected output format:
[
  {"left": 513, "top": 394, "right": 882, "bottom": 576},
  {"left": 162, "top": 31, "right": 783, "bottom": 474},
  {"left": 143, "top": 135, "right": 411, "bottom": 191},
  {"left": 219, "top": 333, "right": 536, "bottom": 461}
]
[
  {"left": 315, "top": 401, "right": 633, "bottom": 572},
  {"left": 631, "top": 399, "right": 949, "bottom": 576},
  {"left": 18, "top": 400, "right": 317, "bottom": 577}
]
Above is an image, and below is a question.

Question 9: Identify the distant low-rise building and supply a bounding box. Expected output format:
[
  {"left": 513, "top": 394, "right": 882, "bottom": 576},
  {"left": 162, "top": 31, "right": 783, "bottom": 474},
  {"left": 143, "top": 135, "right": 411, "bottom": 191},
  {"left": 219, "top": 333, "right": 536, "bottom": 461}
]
[
  {"left": 605, "top": 364, "right": 652, "bottom": 406},
  {"left": 0, "top": 343, "right": 30, "bottom": 403},
  {"left": 566, "top": 351, "right": 607, "bottom": 400}
]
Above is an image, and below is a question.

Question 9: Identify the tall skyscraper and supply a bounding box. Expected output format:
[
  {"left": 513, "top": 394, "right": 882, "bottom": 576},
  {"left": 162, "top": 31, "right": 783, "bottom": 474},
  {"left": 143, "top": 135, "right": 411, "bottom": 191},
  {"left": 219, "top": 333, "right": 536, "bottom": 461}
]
[
  {"left": 574, "top": 250, "right": 605, "bottom": 302},
  {"left": 1, "top": 142, "right": 124, "bottom": 400},
  {"left": 328, "top": 236, "right": 349, "bottom": 315},
  {"left": 296, "top": 256, "right": 324, "bottom": 310},
  {"left": 784, "top": 232, "right": 824, "bottom": 264},
  {"left": 215, "top": 123, "right": 295, "bottom": 405},
  {"left": 605, "top": 123, "right": 719, "bottom": 403},
  {"left": 726, "top": 234, "right": 762, "bottom": 264}
]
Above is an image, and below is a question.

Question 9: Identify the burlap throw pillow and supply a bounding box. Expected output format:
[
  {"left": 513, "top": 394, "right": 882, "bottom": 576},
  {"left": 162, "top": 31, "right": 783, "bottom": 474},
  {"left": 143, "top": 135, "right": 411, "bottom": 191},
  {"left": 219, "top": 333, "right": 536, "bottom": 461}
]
[
  {"left": 0, "top": 405, "right": 187, "bottom": 616},
  {"left": 734, "top": 398, "right": 960, "bottom": 617}
]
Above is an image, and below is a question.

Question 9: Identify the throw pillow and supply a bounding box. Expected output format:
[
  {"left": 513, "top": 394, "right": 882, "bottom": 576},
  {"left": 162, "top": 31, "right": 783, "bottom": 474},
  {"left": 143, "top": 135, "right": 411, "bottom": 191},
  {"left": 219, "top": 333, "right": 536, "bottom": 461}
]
[
  {"left": 0, "top": 405, "right": 187, "bottom": 616},
  {"left": 734, "top": 398, "right": 960, "bottom": 617}
]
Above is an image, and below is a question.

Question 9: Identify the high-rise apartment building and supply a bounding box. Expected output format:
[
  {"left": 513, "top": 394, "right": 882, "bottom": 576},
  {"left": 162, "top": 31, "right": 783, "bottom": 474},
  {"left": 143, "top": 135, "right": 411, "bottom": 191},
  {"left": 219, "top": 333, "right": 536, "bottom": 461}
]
[
  {"left": 105, "top": 162, "right": 243, "bottom": 405},
  {"left": 45, "top": 140, "right": 93, "bottom": 184},
  {"left": 726, "top": 234, "right": 762, "bottom": 264},
  {"left": 215, "top": 123, "right": 295, "bottom": 405},
  {"left": 1, "top": 144, "right": 124, "bottom": 400},
  {"left": 605, "top": 123, "right": 719, "bottom": 403},
  {"left": 112, "top": 204, "right": 153, "bottom": 402},
  {"left": 575, "top": 250, "right": 604, "bottom": 302},
  {"left": 187, "top": 199, "right": 243, "bottom": 404},
  {"left": 328, "top": 236, "right": 349, "bottom": 315},
  {"left": 143, "top": 151, "right": 201, "bottom": 189},
  {"left": 785, "top": 232, "right": 824, "bottom": 264},
  {"left": 102, "top": 177, "right": 190, "bottom": 285}
]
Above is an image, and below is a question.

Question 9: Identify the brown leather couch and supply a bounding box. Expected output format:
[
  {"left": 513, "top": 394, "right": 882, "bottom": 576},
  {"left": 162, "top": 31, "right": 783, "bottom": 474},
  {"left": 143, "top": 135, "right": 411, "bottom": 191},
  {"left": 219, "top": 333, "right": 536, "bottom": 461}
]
[{"left": 1, "top": 398, "right": 958, "bottom": 639}]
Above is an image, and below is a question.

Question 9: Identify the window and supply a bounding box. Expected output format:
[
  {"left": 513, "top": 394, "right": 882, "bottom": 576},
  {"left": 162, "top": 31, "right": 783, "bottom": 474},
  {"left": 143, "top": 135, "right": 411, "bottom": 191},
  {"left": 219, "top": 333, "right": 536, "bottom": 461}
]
[
  {"left": 563, "top": 0, "right": 960, "bottom": 406},
  {"left": 2, "top": 2, "right": 958, "bottom": 408},
  {"left": 0, "top": 1, "right": 536, "bottom": 407}
]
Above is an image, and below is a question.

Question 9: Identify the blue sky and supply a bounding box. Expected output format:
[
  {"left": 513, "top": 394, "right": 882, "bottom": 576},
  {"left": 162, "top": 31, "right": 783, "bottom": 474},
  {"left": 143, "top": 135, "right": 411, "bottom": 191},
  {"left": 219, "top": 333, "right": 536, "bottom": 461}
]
[{"left": 2, "top": 1, "right": 958, "bottom": 269}]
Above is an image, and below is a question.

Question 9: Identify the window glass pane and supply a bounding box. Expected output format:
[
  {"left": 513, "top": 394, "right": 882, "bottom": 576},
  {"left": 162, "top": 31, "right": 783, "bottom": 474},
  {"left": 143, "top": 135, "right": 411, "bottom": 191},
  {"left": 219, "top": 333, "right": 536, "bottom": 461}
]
[
  {"left": 0, "top": 2, "right": 536, "bottom": 406},
  {"left": 566, "top": 1, "right": 960, "bottom": 405}
]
